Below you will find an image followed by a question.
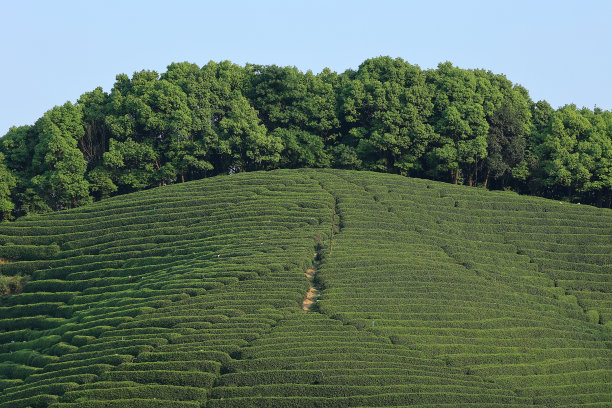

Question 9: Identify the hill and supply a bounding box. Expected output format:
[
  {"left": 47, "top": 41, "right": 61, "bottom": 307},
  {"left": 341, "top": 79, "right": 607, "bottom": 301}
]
[
  {"left": 2, "top": 57, "right": 611, "bottom": 225},
  {"left": 0, "top": 169, "right": 610, "bottom": 407}
]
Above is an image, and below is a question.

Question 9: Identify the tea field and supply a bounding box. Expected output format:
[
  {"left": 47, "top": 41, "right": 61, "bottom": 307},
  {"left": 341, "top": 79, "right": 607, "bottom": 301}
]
[{"left": 0, "top": 169, "right": 610, "bottom": 407}]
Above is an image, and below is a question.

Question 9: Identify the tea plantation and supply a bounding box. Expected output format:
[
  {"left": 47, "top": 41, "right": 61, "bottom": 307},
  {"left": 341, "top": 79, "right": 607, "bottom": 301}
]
[{"left": 0, "top": 169, "right": 610, "bottom": 407}]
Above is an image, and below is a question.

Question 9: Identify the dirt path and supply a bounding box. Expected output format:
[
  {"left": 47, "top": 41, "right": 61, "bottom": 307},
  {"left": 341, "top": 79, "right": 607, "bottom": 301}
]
[{"left": 302, "top": 264, "right": 320, "bottom": 311}]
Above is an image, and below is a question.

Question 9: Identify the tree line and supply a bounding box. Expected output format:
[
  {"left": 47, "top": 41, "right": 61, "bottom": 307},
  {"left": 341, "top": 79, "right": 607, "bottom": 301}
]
[{"left": 1, "top": 57, "right": 611, "bottom": 221}]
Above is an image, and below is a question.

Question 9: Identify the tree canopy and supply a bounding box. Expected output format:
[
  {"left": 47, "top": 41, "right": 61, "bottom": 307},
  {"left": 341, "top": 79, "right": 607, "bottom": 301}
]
[{"left": 1, "top": 57, "right": 611, "bottom": 220}]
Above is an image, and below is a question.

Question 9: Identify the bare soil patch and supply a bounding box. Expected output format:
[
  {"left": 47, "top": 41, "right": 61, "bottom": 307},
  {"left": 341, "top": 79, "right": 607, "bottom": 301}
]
[{"left": 302, "top": 267, "right": 320, "bottom": 311}]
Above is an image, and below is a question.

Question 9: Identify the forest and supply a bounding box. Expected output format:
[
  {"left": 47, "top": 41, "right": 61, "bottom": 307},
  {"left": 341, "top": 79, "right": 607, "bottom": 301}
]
[{"left": 1, "top": 56, "right": 611, "bottom": 220}]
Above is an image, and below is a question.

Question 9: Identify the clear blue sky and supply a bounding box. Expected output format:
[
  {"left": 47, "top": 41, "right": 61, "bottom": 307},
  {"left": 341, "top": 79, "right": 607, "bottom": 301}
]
[{"left": 1, "top": 0, "right": 610, "bottom": 136}]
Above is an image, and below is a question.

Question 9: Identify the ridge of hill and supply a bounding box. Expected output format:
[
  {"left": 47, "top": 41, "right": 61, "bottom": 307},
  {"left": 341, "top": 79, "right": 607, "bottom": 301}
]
[{"left": 0, "top": 169, "right": 610, "bottom": 407}]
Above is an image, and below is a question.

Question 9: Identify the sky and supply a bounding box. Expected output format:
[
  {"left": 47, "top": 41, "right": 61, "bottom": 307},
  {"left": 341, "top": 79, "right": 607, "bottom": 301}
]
[{"left": 1, "top": 0, "right": 610, "bottom": 136}]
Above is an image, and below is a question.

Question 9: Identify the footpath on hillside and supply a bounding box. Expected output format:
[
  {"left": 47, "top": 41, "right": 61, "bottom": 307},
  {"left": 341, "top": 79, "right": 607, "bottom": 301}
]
[{"left": 302, "top": 256, "right": 320, "bottom": 312}]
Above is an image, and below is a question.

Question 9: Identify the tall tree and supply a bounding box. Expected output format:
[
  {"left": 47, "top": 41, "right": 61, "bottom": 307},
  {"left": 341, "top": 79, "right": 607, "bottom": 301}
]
[
  {"left": 0, "top": 152, "right": 16, "bottom": 220},
  {"left": 30, "top": 103, "right": 90, "bottom": 210},
  {"left": 339, "top": 57, "right": 434, "bottom": 175},
  {"left": 215, "top": 91, "right": 282, "bottom": 172},
  {"left": 272, "top": 128, "right": 328, "bottom": 168},
  {"left": 531, "top": 105, "right": 603, "bottom": 200},
  {"left": 426, "top": 62, "right": 489, "bottom": 185},
  {"left": 0, "top": 125, "right": 37, "bottom": 214},
  {"left": 582, "top": 109, "right": 612, "bottom": 206},
  {"left": 483, "top": 86, "right": 531, "bottom": 189},
  {"left": 246, "top": 64, "right": 338, "bottom": 168},
  {"left": 102, "top": 138, "right": 159, "bottom": 191},
  {"left": 104, "top": 70, "right": 194, "bottom": 189},
  {"left": 162, "top": 62, "right": 212, "bottom": 179},
  {"left": 77, "top": 87, "right": 110, "bottom": 167}
]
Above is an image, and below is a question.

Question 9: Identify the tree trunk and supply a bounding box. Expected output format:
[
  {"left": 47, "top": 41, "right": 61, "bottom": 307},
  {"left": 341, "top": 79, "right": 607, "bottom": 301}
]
[
  {"left": 484, "top": 169, "right": 490, "bottom": 189},
  {"left": 454, "top": 169, "right": 459, "bottom": 185},
  {"left": 181, "top": 174, "right": 185, "bottom": 183}
]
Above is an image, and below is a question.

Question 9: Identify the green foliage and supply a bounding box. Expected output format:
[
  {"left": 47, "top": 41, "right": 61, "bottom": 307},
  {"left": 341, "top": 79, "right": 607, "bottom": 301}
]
[
  {"left": 0, "top": 152, "right": 16, "bottom": 220},
  {"left": 103, "top": 138, "right": 158, "bottom": 191},
  {"left": 484, "top": 92, "right": 530, "bottom": 188},
  {"left": 216, "top": 91, "right": 282, "bottom": 171},
  {"left": 0, "top": 274, "right": 29, "bottom": 295},
  {"left": 0, "top": 244, "right": 59, "bottom": 261},
  {"left": 274, "top": 129, "right": 329, "bottom": 168},
  {"left": 339, "top": 57, "right": 434, "bottom": 175},
  {"left": 30, "top": 103, "right": 91, "bottom": 210},
  {"left": 60, "top": 384, "right": 207, "bottom": 403},
  {"left": 1, "top": 58, "right": 611, "bottom": 219},
  {"left": 586, "top": 309, "right": 600, "bottom": 324},
  {"left": 426, "top": 62, "right": 489, "bottom": 185},
  {"left": 529, "top": 105, "right": 612, "bottom": 204},
  {"left": 0, "top": 170, "right": 609, "bottom": 406}
]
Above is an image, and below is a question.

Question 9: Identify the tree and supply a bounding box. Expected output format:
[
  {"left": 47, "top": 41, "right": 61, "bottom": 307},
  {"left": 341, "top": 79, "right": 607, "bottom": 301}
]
[
  {"left": 104, "top": 70, "right": 196, "bottom": 187},
  {"left": 531, "top": 100, "right": 555, "bottom": 135},
  {"left": 570, "top": 108, "right": 612, "bottom": 205},
  {"left": 0, "top": 125, "right": 37, "bottom": 215},
  {"left": 77, "top": 87, "right": 110, "bottom": 167},
  {"left": 484, "top": 88, "right": 531, "bottom": 189},
  {"left": 531, "top": 105, "right": 602, "bottom": 200},
  {"left": 339, "top": 57, "right": 434, "bottom": 175},
  {"left": 245, "top": 64, "right": 338, "bottom": 169},
  {"left": 0, "top": 152, "right": 16, "bottom": 220},
  {"left": 215, "top": 91, "right": 282, "bottom": 172},
  {"left": 426, "top": 62, "right": 489, "bottom": 185},
  {"left": 87, "top": 166, "right": 117, "bottom": 200},
  {"left": 246, "top": 65, "right": 338, "bottom": 137},
  {"left": 102, "top": 138, "right": 158, "bottom": 192},
  {"left": 162, "top": 62, "right": 220, "bottom": 180},
  {"left": 273, "top": 128, "right": 329, "bottom": 168},
  {"left": 30, "top": 103, "right": 91, "bottom": 210}
]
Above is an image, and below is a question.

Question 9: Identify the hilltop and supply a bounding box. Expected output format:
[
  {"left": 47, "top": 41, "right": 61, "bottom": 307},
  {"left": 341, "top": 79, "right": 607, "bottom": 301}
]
[
  {"left": 0, "top": 169, "right": 611, "bottom": 407},
  {"left": 2, "top": 57, "right": 611, "bottom": 225}
]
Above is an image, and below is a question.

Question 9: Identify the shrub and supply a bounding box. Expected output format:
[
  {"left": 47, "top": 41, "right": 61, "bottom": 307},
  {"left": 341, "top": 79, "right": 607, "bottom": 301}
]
[
  {"left": 0, "top": 274, "right": 29, "bottom": 295},
  {"left": 586, "top": 309, "right": 601, "bottom": 324},
  {"left": 0, "top": 244, "right": 60, "bottom": 261},
  {"left": 218, "top": 370, "right": 324, "bottom": 387},
  {"left": 101, "top": 370, "right": 216, "bottom": 389},
  {"left": 60, "top": 384, "right": 207, "bottom": 403},
  {"left": 47, "top": 399, "right": 202, "bottom": 408},
  {"left": 24, "top": 364, "right": 114, "bottom": 383},
  {"left": 0, "top": 382, "right": 79, "bottom": 404},
  {"left": 42, "top": 355, "right": 132, "bottom": 373},
  {"left": 0, "top": 362, "right": 41, "bottom": 379},
  {"left": 0, "top": 393, "right": 58, "bottom": 408}
]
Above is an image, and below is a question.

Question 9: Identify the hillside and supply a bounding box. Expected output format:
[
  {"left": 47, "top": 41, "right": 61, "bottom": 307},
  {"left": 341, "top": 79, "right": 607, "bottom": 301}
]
[{"left": 0, "top": 169, "right": 610, "bottom": 407}]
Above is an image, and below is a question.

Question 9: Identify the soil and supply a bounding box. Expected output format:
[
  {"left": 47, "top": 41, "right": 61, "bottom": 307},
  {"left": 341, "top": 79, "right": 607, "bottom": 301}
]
[
  {"left": 302, "top": 266, "right": 320, "bottom": 311},
  {"left": 302, "top": 287, "right": 320, "bottom": 311}
]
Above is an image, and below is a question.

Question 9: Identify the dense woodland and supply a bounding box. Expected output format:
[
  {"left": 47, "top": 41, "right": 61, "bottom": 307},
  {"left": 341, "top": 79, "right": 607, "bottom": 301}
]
[{"left": 1, "top": 57, "right": 611, "bottom": 220}]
